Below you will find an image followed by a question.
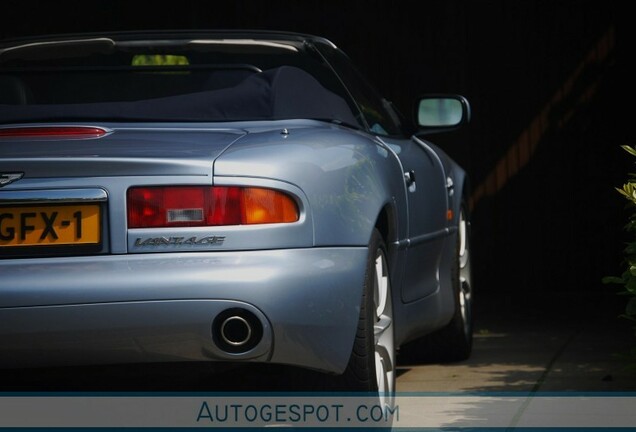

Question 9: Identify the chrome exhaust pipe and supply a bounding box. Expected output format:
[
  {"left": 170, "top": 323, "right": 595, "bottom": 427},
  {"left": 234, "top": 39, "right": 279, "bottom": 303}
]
[
  {"left": 220, "top": 315, "right": 252, "bottom": 347},
  {"left": 213, "top": 308, "right": 263, "bottom": 354}
]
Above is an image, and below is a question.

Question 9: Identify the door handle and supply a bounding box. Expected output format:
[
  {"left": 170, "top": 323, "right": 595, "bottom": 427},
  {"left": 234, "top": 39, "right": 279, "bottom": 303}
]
[{"left": 404, "top": 170, "right": 416, "bottom": 186}]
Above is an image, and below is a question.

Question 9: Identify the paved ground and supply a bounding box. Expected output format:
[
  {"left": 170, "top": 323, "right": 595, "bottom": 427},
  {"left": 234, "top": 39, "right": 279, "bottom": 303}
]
[
  {"left": 397, "top": 290, "right": 636, "bottom": 393},
  {"left": 389, "top": 290, "right": 636, "bottom": 429}
]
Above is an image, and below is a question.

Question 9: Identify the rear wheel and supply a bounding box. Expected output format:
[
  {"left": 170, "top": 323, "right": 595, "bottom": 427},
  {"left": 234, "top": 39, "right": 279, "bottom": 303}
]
[{"left": 340, "top": 229, "right": 395, "bottom": 398}]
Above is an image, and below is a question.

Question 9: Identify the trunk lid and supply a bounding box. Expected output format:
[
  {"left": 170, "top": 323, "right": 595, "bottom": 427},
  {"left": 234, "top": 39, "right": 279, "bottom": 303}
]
[{"left": 0, "top": 126, "right": 246, "bottom": 178}]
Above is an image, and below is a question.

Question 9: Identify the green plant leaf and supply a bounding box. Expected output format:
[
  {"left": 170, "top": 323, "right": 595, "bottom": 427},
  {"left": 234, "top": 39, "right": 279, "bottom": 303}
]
[
  {"left": 622, "top": 145, "right": 636, "bottom": 157},
  {"left": 603, "top": 276, "right": 625, "bottom": 284},
  {"left": 626, "top": 278, "right": 636, "bottom": 292}
]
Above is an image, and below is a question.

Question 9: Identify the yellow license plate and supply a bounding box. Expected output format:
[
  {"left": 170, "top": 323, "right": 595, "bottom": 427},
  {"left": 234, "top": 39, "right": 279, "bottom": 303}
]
[{"left": 0, "top": 204, "right": 100, "bottom": 247}]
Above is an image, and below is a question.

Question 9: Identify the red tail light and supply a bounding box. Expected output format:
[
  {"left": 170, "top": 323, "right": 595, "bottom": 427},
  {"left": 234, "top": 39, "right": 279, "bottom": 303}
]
[
  {"left": 127, "top": 186, "right": 299, "bottom": 228},
  {"left": 0, "top": 126, "right": 109, "bottom": 139}
]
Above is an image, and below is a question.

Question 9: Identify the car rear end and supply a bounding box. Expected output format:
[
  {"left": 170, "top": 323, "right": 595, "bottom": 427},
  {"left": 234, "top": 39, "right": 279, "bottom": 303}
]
[
  {"left": 0, "top": 33, "right": 368, "bottom": 375},
  {"left": 0, "top": 122, "right": 367, "bottom": 373}
]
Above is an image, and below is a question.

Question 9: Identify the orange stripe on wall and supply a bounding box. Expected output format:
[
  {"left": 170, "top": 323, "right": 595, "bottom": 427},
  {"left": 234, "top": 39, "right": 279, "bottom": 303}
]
[{"left": 469, "top": 26, "right": 615, "bottom": 211}]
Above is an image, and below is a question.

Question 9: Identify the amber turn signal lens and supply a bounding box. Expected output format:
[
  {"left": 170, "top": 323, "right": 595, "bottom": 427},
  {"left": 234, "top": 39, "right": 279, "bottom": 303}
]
[{"left": 243, "top": 187, "right": 299, "bottom": 224}]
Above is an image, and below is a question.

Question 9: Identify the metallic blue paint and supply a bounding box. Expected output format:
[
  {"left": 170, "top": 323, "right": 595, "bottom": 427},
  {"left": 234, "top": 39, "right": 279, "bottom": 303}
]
[{"left": 0, "top": 31, "right": 472, "bottom": 377}]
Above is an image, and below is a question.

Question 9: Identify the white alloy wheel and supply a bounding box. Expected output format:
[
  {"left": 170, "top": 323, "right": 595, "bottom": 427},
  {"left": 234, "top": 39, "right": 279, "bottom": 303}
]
[{"left": 373, "top": 246, "right": 395, "bottom": 400}]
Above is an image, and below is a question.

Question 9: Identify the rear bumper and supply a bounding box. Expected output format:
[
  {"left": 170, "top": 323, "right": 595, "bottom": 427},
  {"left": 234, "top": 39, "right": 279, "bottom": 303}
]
[{"left": 0, "top": 248, "right": 367, "bottom": 373}]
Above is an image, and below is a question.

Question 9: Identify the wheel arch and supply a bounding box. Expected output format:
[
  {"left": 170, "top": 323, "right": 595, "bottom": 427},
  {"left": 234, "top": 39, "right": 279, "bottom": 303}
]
[
  {"left": 448, "top": 165, "right": 471, "bottom": 227},
  {"left": 373, "top": 202, "right": 397, "bottom": 247},
  {"left": 373, "top": 201, "right": 401, "bottom": 272}
]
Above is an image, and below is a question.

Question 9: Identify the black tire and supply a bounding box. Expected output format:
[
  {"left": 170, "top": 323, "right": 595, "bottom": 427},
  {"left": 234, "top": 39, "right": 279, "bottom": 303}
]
[{"left": 338, "top": 229, "right": 396, "bottom": 394}]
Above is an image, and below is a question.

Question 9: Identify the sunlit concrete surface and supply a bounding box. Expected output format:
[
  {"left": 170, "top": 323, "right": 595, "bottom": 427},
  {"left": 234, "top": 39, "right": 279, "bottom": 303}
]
[{"left": 397, "top": 290, "right": 636, "bottom": 393}]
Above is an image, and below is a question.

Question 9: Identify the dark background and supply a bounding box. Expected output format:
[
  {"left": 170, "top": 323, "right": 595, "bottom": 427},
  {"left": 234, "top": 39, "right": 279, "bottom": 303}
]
[{"left": 2, "top": 0, "right": 634, "bottom": 299}]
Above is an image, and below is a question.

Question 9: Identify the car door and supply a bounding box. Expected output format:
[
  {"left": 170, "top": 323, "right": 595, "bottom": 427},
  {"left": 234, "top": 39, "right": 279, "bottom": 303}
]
[{"left": 382, "top": 135, "right": 449, "bottom": 302}]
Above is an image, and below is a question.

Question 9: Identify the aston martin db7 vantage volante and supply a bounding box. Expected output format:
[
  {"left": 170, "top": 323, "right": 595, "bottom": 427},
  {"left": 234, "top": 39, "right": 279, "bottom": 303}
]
[{"left": 0, "top": 31, "right": 472, "bottom": 394}]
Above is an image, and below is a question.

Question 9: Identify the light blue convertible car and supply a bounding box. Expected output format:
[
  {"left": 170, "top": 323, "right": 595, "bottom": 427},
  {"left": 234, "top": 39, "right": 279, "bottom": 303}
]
[{"left": 0, "top": 31, "right": 472, "bottom": 393}]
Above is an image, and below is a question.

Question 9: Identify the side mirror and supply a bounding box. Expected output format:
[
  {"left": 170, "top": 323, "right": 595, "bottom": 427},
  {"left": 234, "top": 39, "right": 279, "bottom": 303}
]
[{"left": 415, "top": 95, "right": 471, "bottom": 134}]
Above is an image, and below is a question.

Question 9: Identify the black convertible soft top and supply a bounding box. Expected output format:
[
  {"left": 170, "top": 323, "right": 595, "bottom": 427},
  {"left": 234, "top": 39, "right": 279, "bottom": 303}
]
[{"left": 0, "top": 66, "right": 358, "bottom": 125}]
